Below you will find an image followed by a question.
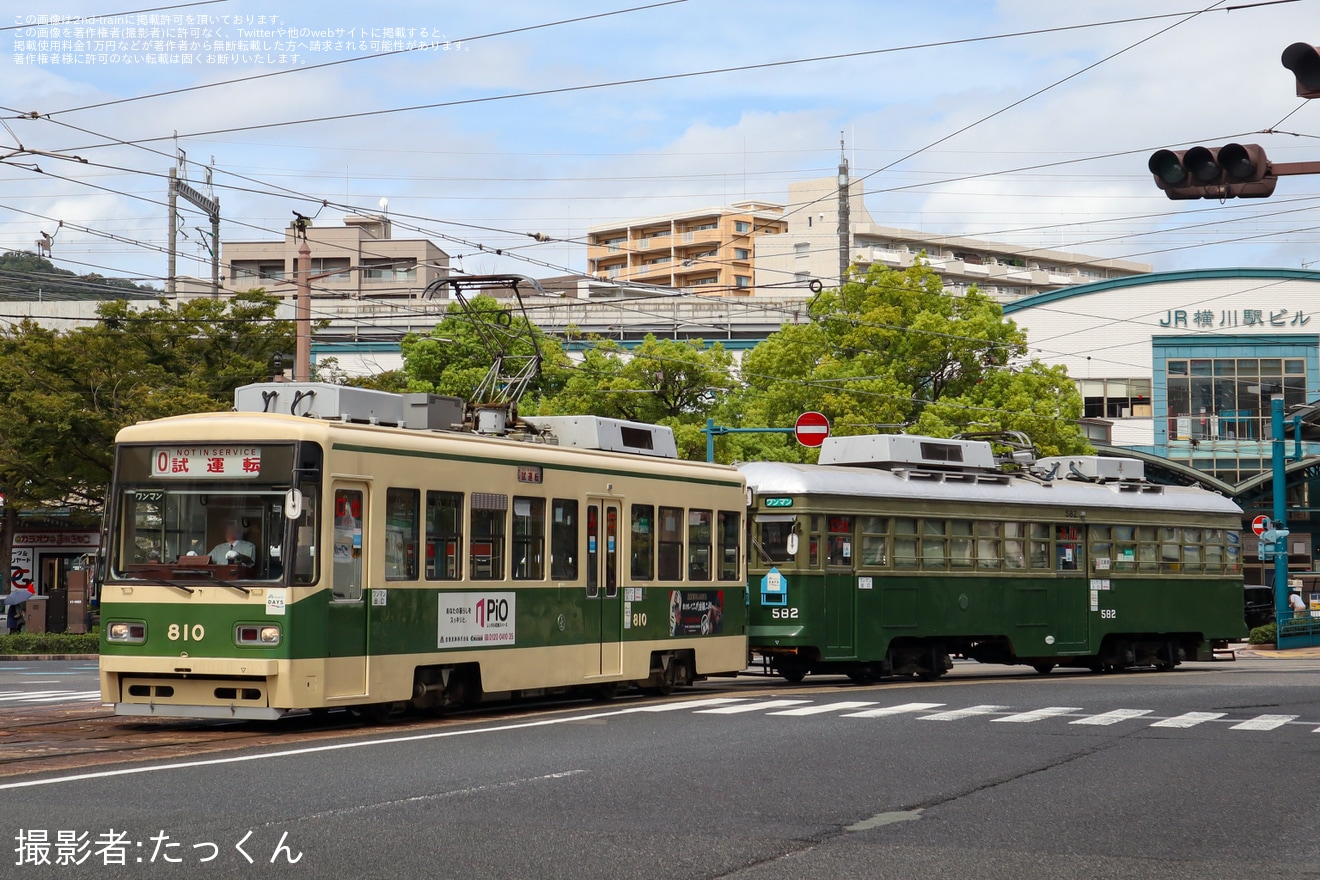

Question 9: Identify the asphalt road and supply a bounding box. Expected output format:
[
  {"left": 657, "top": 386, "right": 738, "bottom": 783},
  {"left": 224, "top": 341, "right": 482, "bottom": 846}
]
[{"left": 4, "top": 655, "right": 1319, "bottom": 879}]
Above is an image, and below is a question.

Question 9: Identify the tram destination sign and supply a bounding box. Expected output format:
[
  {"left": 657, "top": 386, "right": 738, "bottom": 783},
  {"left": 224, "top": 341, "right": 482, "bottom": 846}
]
[{"left": 151, "top": 446, "right": 263, "bottom": 479}]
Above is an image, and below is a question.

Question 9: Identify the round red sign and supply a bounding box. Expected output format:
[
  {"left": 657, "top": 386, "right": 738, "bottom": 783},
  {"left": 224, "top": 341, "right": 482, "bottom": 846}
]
[
  {"left": 794, "top": 411, "right": 831, "bottom": 447},
  {"left": 1251, "top": 515, "right": 1271, "bottom": 536}
]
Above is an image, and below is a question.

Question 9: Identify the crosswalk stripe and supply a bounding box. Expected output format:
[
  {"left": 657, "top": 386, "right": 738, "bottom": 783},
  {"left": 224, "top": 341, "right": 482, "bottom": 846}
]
[
  {"left": 632, "top": 698, "right": 746, "bottom": 712},
  {"left": 0, "top": 690, "right": 101, "bottom": 704},
  {"left": 767, "top": 701, "right": 878, "bottom": 716},
  {"left": 1230, "top": 714, "right": 1298, "bottom": 731},
  {"left": 993, "top": 706, "right": 1083, "bottom": 723},
  {"left": 1150, "top": 712, "right": 1227, "bottom": 728},
  {"left": 842, "top": 702, "right": 946, "bottom": 718},
  {"left": 695, "top": 699, "right": 812, "bottom": 714},
  {"left": 919, "top": 704, "right": 1010, "bottom": 721},
  {"left": 1070, "top": 709, "right": 1153, "bottom": 726}
]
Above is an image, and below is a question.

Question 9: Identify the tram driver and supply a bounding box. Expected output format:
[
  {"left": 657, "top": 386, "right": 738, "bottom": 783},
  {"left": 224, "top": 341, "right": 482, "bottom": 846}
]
[{"left": 210, "top": 521, "right": 257, "bottom": 567}]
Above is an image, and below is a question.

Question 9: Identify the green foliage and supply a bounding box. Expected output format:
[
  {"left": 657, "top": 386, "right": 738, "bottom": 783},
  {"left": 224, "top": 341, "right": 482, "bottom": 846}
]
[
  {"left": 1248, "top": 622, "right": 1277, "bottom": 645},
  {"left": 0, "top": 632, "right": 100, "bottom": 655},
  {"left": 727, "top": 260, "right": 1090, "bottom": 455},
  {"left": 399, "top": 294, "right": 572, "bottom": 403}
]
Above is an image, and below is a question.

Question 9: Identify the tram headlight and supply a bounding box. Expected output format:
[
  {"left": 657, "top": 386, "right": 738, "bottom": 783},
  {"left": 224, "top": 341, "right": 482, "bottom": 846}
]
[
  {"left": 106, "top": 622, "right": 146, "bottom": 643},
  {"left": 236, "top": 624, "right": 281, "bottom": 646}
]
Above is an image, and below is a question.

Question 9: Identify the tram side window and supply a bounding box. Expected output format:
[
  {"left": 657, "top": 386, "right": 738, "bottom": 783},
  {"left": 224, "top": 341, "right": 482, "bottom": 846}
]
[
  {"left": 827, "top": 516, "right": 852, "bottom": 567},
  {"left": 922, "top": 519, "right": 947, "bottom": 569},
  {"left": 758, "top": 519, "right": 795, "bottom": 563},
  {"left": 550, "top": 499, "right": 578, "bottom": 580},
  {"left": 859, "top": 516, "right": 889, "bottom": 567},
  {"left": 1204, "top": 528, "right": 1225, "bottom": 572},
  {"left": 384, "top": 488, "right": 419, "bottom": 581},
  {"left": 293, "top": 482, "right": 319, "bottom": 585},
  {"left": 717, "top": 510, "right": 740, "bottom": 581},
  {"left": 658, "top": 506, "right": 684, "bottom": 580},
  {"left": 1136, "top": 525, "right": 1159, "bottom": 572},
  {"left": 1004, "top": 522, "right": 1026, "bottom": 570},
  {"left": 975, "top": 521, "right": 1002, "bottom": 570},
  {"left": 1113, "top": 524, "right": 1136, "bottom": 572},
  {"left": 1090, "top": 525, "right": 1112, "bottom": 574},
  {"left": 512, "top": 496, "right": 546, "bottom": 580},
  {"left": 1160, "top": 526, "right": 1182, "bottom": 572},
  {"left": 1028, "top": 523, "right": 1051, "bottom": 569},
  {"left": 470, "top": 493, "right": 507, "bottom": 580},
  {"left": 809, "top": 515, "right": 822, "bottom": 568},
  {"left": 688, "top": 509, "right": 712, "bottom": 581},
  {"left": 1056, "top": 524, "right": 1082, "bottom": 571},
  {"left": 1182, "top": 527, "right": 1203, "bottom": 573},
  {"left": 894, "top": 517, "right": 918, "bottom": 569},
  {"left": 332, "top": 489, "right": 364, "bottom": 601},
  {"left": 631, "top": 504, "right": 654, "bottom": 580},
  {"left": 950, "top": 520, "right": 974, "bottom": 570},
  {"left": 425, "top": 491, "right": 463, "bottom": 580},
  {"left": 1227, "top": 530, "right": 1242, "bottom": 572}
]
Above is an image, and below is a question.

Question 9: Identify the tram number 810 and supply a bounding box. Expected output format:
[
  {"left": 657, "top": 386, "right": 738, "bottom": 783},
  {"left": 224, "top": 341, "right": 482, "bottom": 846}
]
[{"left": 167, "top": 623, "right": 206, "bottom": 641}]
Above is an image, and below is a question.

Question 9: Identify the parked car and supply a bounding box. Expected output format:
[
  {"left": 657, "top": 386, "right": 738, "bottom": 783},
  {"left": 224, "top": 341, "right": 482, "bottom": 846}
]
[{"left": 1244, "top": 585, "right": 1276, "bottom": 630}]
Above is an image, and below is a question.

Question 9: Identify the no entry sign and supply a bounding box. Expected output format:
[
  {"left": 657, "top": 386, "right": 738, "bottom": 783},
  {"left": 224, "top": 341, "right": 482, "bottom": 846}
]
[{"left": 794, "top": 411, "right": 831, "bottom": 447}]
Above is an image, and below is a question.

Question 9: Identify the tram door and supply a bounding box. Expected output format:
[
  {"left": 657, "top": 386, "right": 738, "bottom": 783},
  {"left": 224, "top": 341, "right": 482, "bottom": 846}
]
[
  {"left": 584, "top": 499, "right": 623, "bottom": 677},
  {"left": 326, "top": 483, "right": 369, "bottom": 699}
]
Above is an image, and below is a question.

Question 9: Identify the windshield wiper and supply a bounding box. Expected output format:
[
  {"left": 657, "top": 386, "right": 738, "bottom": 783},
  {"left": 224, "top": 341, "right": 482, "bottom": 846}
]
[
  {"left": 137, "top": 576, "right": 196, "bottom": 594},
  {"left": 749, "top": 536, "right": 779, "bottom": 565},
  {"left": 187, "top": 571, "right": 254, "bottom": 595}
]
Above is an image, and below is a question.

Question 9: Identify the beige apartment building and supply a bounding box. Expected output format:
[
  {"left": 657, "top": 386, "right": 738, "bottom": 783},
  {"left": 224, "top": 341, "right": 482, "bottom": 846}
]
[
  {"left": 586, "top": 202, "right": 788, "bottom": 295},
  {"left": 221, "top": 213, "right": 449, "bottom": 299},
  {"left": 755, "top": 177, "right": 1151, "bottom": 301}
]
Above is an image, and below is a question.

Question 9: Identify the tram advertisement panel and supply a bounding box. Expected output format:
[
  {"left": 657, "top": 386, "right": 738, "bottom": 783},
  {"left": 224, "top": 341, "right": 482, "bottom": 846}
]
[
  {"left": 668, "top": 589, "right": 724, "bottom": 636},
  {"left": 438, "top": 592, "right": 517, "bottom": 646}
]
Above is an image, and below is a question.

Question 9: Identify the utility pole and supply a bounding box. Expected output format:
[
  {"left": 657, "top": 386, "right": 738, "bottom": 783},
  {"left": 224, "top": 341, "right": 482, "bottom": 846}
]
[
  {"left": 296, "top": 238, "right": 311, "bottom": 382},
  {"left": 837, "top": 132, "right": 850, "bottom": 286},
  {"left": 166, "top": 147, "right": 221, "bottom": 297}
]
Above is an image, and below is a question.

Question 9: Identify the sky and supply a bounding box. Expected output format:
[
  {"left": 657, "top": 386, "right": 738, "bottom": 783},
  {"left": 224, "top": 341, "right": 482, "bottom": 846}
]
[{"left": 3, "top": 0, "right": 1320, "bottom": 290}]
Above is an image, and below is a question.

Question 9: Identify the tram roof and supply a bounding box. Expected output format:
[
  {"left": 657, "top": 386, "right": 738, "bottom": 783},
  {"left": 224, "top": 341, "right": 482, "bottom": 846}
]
[{"left": 738, "top": 461, "right": 1242, "bottom": 517}]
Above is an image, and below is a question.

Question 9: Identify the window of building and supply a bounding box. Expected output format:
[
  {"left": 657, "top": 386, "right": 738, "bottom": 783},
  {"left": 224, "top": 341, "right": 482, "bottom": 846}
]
[
  {"left": 734, "top": 248, "right": 750, "bottom": 260},
  {"left": 311, "top": 258, "right": 351, "bottom": 280},
  {"left": 734, "top": 221, "right": 751, "bottom": 233},
  {"left": 735, "top": 276, "right": 751, "bottom": 288},
  {"left": 1165, "top": 356, "right": 1306, "bottom": 445},
  {"left": 1080, "top": 378, "right": 1153, "bottom": 420},
  {"left": 794, "top": 242, "right": 810, "bottom": 256}
]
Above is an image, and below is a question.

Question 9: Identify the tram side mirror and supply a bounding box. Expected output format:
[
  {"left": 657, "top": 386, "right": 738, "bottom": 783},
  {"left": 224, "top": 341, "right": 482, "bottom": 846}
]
[
  {"left": 284, "top": 488, "right": 303, "bottom": 520},
  {"left": 786, "top": 534, "right": 799, "bottom": 556}
]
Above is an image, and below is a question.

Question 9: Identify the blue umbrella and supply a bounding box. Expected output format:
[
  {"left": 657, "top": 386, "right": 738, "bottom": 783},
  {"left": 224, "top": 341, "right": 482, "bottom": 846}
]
[{"left": 3, "top": 590, "right": 32, "bottom": 606}]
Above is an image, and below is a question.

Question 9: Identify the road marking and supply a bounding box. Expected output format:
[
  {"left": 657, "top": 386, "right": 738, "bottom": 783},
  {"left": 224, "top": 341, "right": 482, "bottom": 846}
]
[
  {"left": 767, "top": 701, "right": 878, "bottom": 716},
  {"left": 1230, "top": 714, "right": 1298, "bottom": 731},
  {"left": 0, "top": 689, "right": 101, "bottom": 703},
  {"left": 630, "top": 698, "right": 746, "bottom": 712},
  {"left": 694, "top": 699, "right": 812, "bottom": 714},
  {"left": 1150, "top": 712, "right": 1226, "bottom": 728},
  {"left": 1070, "top": 709, "right": 1153, "bottom": 726},
  {"left": 993, "top": 706, "right": 1083, "bottom": 723},
  {"left": 918, "top": 704, "right": 1010, "bottom": 721},
  {"left": 842, "top": 702, "right": 946, "bottom": 718}
]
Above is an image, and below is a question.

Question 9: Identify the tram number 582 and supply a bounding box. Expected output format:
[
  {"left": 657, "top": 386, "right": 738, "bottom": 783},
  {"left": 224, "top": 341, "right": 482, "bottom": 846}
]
[
  {"left": 167, "top": 623, "right": 206, "bottom": 641},
  {"left": 771, "top": 608, "right": 800, "bottom": 619}
]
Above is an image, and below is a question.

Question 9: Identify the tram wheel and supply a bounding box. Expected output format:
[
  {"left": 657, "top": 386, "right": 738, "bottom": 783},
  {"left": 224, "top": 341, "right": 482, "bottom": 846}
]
[
  {"left": 593, "top": 682, "right": 620, "bottom": 701},
  {"left": 779, "top": 664, "right": 807, "bottom": 684},
  {"left": 1032, "top": 663, "right": 1056, "bottom": 675},
  {"left": 847, "top": 665, "right": 879, "bottom": 685}
]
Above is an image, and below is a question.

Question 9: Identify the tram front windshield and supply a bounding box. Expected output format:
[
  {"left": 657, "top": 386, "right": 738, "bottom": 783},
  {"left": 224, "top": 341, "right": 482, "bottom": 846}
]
[{"left": 109, "top": 443, "right": 318, "bottom": 585}]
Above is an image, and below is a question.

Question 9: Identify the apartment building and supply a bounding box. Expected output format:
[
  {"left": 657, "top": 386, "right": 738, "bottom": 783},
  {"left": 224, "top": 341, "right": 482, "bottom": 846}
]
[
  {"left": 755, "top": 177, "right": 1151, "bottom": 300},
  {"left": 586, "top": 202, "right": 788, "bottom": 296},
  {"left": 221, "top": 213, "right": 449, "bottom": 299}
]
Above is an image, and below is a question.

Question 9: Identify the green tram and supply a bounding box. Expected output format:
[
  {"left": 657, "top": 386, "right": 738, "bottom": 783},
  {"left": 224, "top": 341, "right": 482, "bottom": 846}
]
[
  {"left": 99, "top": 383, "right": 747, "bottom": 720},
  {"left": 741, "top": 433, "right": 1245, "bottom": 683}
]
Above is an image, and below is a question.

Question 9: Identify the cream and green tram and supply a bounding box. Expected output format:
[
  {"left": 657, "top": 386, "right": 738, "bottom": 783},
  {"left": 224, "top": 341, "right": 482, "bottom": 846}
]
[{"left": 99, "top": 383, "right": 747, "bottom": 720}]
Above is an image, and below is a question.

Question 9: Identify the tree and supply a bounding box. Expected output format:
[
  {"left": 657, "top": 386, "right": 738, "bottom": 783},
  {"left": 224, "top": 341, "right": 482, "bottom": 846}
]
[
  {"left": 398, "top": 294, "right": 573, "bottom": 404},
  {"left": 0, "top": 293, "right": 293, "bottom": 583},
  {"left": 727, "top": 260, "right": 1089, "bottom": 457}
]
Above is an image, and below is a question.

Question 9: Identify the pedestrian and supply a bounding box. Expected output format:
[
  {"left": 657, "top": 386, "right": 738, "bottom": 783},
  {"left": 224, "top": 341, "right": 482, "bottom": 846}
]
[
  {"left": 1289, "top": 588, "right": 1307, "bottom": 619},
  {"left": 5, "top": 602, "right": 25, "bottom": 635}
]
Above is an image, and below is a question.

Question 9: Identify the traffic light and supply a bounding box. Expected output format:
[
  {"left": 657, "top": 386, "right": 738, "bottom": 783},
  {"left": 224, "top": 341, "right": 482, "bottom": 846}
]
[
  {"left": 1282, "top": 42, "right": 1320, "bottom": 98},
  {"left": 1147, "top": 143, "right": 1277, "bottom": 200}
]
